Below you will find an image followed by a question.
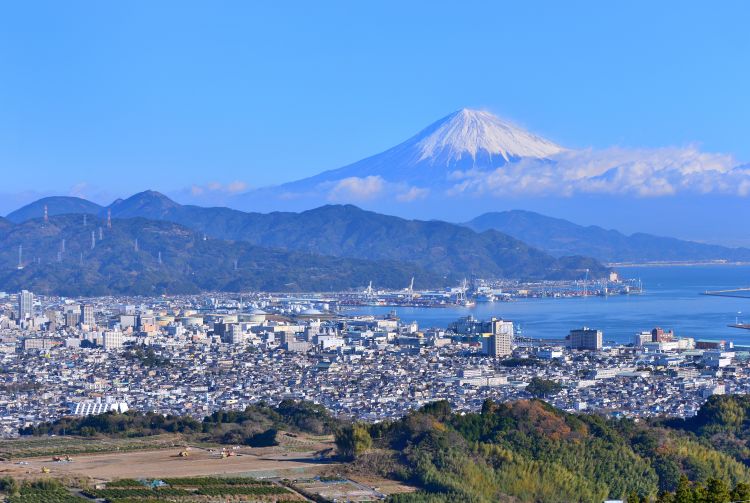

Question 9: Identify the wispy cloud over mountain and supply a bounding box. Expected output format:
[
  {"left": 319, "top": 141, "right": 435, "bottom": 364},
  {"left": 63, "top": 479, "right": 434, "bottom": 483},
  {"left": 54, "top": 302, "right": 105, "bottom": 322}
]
[
  {"left": 327, "top": 176, "right": 385, "bottom": 201},
  {"left": 325, "top": 176, "right": 431, "bottom": 203},
  {"left": 448, "top": 146, "right": 744, "bottom": 198},
  {"left": 225, "top": 108, "right": 750, "bottom": 246},
  {"left": 190, "top": 180, "right": 249, "bottom": 196},
  {"left": 248, "top": 109, "right": 748, "bottom": 205}
]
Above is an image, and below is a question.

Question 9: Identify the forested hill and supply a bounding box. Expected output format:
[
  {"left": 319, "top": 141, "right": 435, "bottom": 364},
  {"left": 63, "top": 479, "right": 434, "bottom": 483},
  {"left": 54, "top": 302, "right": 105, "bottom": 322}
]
[
  {"left": 350, "top": 396, "right": 750, "bottom": 502},
  {"left": 467, "top": 209, "right": 750, "bottom": 264},
  {"left": 7, "top": 191, "right": 610, "bottom": 280},
  {"left": 6, "top": 196, "right": 103, "bottom": 223},
  {"left": 0, "top": 214, "right": 441, "bottom": 296}
]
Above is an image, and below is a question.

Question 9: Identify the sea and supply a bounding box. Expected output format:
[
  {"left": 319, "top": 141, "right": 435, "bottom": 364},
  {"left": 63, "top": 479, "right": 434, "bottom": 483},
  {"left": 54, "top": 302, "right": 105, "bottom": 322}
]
[{"left": 348, "top": 265, "right": 750, "bottom": 346}]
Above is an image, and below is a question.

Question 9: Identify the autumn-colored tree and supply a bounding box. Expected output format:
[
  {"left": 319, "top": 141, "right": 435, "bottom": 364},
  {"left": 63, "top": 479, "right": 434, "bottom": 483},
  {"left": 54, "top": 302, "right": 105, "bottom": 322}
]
[{"left": 335, "top": 423, "right": 372, "bottom": 460}]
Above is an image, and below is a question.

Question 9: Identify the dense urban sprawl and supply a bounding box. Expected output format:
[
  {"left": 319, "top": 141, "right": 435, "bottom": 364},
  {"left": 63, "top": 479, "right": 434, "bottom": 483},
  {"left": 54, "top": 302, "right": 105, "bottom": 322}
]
[{"left": 0, "top": 290, "right": 742, "bottom": 438}]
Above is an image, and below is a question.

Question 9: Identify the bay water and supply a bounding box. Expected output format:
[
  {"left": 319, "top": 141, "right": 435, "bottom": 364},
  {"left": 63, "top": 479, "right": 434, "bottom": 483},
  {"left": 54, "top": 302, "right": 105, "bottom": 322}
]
[{"left": 349, "top": 265, "right": 750, "bottom": 345}]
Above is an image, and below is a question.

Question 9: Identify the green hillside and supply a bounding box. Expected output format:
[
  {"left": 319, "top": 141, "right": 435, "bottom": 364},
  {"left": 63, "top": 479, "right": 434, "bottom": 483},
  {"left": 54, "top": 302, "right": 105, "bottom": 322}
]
[{"left": 0, "top": 214, "right": 440, "bottom": 295}]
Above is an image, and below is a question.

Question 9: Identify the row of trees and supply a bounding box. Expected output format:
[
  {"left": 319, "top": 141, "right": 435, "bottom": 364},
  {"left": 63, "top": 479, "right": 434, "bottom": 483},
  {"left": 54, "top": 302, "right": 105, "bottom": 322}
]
[
  {"left": 627, "top": 476, "right": 750, "bottom": 503},
  {"left": 20, "top": 399, "right": 341, "bottom": 449}
]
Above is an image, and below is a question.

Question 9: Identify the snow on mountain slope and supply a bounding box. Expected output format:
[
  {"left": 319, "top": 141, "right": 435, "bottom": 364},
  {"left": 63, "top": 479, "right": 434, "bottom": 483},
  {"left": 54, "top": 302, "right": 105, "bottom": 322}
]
[
  {"left": 232, "top": 108, "right": 745, "bottom": 212},
  {"left": 277, "top": 109, "right": 563, "bottom": 194},
  {"left": 416, "top": 109, "right": 564, "bottom": 164}
]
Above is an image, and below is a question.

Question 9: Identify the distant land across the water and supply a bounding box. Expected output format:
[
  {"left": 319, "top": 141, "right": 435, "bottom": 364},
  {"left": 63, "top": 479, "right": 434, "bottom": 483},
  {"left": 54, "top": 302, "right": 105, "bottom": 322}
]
[
  {"left": 349, "top": 264, "right": 750, "bottom": 346},
  {"left": 608, "top": 261, "right": 750, "bottom": 267}
]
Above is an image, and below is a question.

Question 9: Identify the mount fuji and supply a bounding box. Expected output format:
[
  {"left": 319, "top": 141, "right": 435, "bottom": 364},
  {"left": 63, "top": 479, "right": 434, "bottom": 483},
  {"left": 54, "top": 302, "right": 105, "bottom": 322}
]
[
  {"left": 271, "top": 108, "right": 563, "bottom": 195},
  {"left": 226, "top": 108, "right": 748, "bottom": 243}
]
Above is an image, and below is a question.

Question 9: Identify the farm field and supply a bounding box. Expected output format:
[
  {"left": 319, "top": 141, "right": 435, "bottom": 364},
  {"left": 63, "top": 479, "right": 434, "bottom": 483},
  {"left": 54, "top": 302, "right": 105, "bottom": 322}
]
[
  {"left": 0, "top": 434, "right": 188, "bottom": 460},
  {"left": 84, "top": 477, "right": 304, "bottom": 502},
  {"left": 0, "top": 446, "right": 333, "bottom": 482}
]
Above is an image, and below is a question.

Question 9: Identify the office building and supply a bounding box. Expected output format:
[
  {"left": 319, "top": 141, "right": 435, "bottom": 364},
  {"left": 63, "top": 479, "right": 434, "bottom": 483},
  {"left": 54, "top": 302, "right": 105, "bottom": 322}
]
[
  {"left": 568, "top": 327, "right": 603, "bottom": 351},
  {"left": 486, "top": 331, "right": 513, "bottom": 357},
  {"left": 634, "top": 331, "right": 653, "bottom": 347},
  {"left": 65, "top": 311, "right": 79, "bottom": 328},
  {"left": 651, "top": 327, "right": 675, "bottom": 343},
  {"left": 102, "top": 330, "right": 124, "bottom": 350}
]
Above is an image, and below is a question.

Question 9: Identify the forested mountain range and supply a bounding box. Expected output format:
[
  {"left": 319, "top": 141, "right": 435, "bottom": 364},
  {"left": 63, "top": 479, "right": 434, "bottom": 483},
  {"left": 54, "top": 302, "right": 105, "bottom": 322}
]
[
  {"left": 0, "top": 214, "right": 441, "bottom": 296},
  {"left": 467, "top": 210, "right": 750, "bottom": 264},
  {"left": 5, "top": 192, "right": 608, "bottom": 285}
]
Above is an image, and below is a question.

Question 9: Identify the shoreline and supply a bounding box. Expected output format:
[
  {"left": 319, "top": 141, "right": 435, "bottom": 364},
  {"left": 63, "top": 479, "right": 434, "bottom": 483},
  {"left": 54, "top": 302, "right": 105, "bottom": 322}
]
[{"left": 608, "top": 261, "right": 750, "bottom": 268}]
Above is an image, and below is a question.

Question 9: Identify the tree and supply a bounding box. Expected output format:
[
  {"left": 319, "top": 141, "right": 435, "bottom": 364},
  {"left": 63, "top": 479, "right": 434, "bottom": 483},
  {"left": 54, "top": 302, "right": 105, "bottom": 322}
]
[
  {"left": 731, "top": 482, "right": 750, "bottom": 502},
  {"left": 480, "top": 398, "right": 497, "bottom": 415},
  {"left": 420, "top": 401, "right": 452, "bottom": 421},
  {"left": 246, "top": 428, "right": 278, "bottom": 447},
  {"left": 627, "top": 490, "right": 641, "bottom": 503},
  {"left": 335, "top": 423, "right": 372, "bottom": 460},
  {"left": 0, "top": 477, "right": 19, "bottom": 496},
  {"left": 525, "top": 377, "right": 562, "bottom": 398},
  {"left": 674, "top": 476, "right": 693, "bottom": 503},
  {"left": 704, "top": 478, "right": 730, "bottom": 503},
  {"left": 656, "top": 490, "right": 675, "bottom": 503}
]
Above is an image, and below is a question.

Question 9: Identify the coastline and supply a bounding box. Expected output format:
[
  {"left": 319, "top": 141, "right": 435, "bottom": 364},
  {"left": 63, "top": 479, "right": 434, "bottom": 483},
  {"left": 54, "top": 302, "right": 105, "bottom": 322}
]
[{"left": 608, "top": 260, "right": 750, "bottom": 268}]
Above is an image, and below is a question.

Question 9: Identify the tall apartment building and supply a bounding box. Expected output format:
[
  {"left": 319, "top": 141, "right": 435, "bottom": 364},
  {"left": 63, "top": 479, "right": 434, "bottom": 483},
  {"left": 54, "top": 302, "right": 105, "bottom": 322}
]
[
  {"left": 486, "top": 332, "right": 512, "bottom": 357},
  {"left": 484, "top": 318, "right": 514, "bottom": 358},
  {"left": 18, "top": 290, "right": 34, "bottom": 321},
  {"left": 65, "top": 310, "right": 79, "bottom": 327},
  {"left": 102, "top": 330, "right": 124, "bottom": 350},
  {"left": 80, "top": 304, "right": 95, "bottom": 327},
  {"left": 568, "top": 327, "right": 603, "bottom": 351}
]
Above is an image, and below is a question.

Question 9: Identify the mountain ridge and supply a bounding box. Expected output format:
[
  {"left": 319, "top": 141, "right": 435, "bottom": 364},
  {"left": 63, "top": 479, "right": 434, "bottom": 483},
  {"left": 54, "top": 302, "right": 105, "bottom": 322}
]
[
  {"left": 467, "top": 209, "right": 750, "bottom": 263},
  {"left": 0, "top": 214, "right": 443, "bottom": 296},
  {"left": 4, "top": 191, "right": 609, "bottom": 281},
  {"left": 10, "top": 191, "right": 749, "bottom": 272},
  {"left": 6, "top": 196, "right": 103, "bottom": 223},
  {"left": 105, "top": 192, "right": 609, "bottom": 280}
]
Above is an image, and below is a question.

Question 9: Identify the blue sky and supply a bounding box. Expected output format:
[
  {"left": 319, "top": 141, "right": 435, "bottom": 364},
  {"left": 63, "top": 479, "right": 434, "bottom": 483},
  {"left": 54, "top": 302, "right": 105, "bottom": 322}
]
[{"left": 1, "top": 1, "right": 749, "bottom": 204}]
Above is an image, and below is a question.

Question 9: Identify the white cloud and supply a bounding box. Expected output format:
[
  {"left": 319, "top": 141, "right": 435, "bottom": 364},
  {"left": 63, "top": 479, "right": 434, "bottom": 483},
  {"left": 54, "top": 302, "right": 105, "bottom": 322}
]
[
  {"left": 225, "top": 181, "right": 249, "bottom": 193},
  {"left": 323, "top": 176, "right": 431, "bottom": 203},
  {"left": 447, "top": 146, "right": 747, "bottom": 198},
  {"left": 327, "top": 176, "right": 386, "bottom": 201},
  {"left": 396, "top": 186, "right": 430, "bottom": 202},
  {"left": 190, "top": 180, "right": 249, "bottom": 196}
]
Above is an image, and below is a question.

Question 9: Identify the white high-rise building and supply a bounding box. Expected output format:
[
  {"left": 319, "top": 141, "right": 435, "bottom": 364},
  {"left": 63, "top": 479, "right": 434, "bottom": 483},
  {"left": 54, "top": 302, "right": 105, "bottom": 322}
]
[
  {"left": 80, "top": 304, "right": 95, "bottom": 327},
  {"left": 485, "top": 318, "right": 514, "bottom": 358},
  {"left": 102, "top": 330, "right": 124, "bottom": 350},
  {"left": 18, "top": 290, "right": 34, "bottom": 321}
]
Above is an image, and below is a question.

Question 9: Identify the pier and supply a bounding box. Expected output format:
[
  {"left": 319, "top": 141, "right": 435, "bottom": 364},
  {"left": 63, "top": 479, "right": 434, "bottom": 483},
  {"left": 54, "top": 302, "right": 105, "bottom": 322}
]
[{"left": 702, "top": 288, "right": 750, "bottom": 299}]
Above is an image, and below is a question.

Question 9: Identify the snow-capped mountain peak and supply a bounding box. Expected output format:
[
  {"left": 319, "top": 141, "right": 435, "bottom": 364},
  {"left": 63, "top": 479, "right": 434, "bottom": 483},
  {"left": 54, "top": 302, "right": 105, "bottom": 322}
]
[
  {"left": 415, "top": 108, "right": 565, "bottom": 163},
  {"left": 268, "top": 108, "right": 568, "bottom": 193}
]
